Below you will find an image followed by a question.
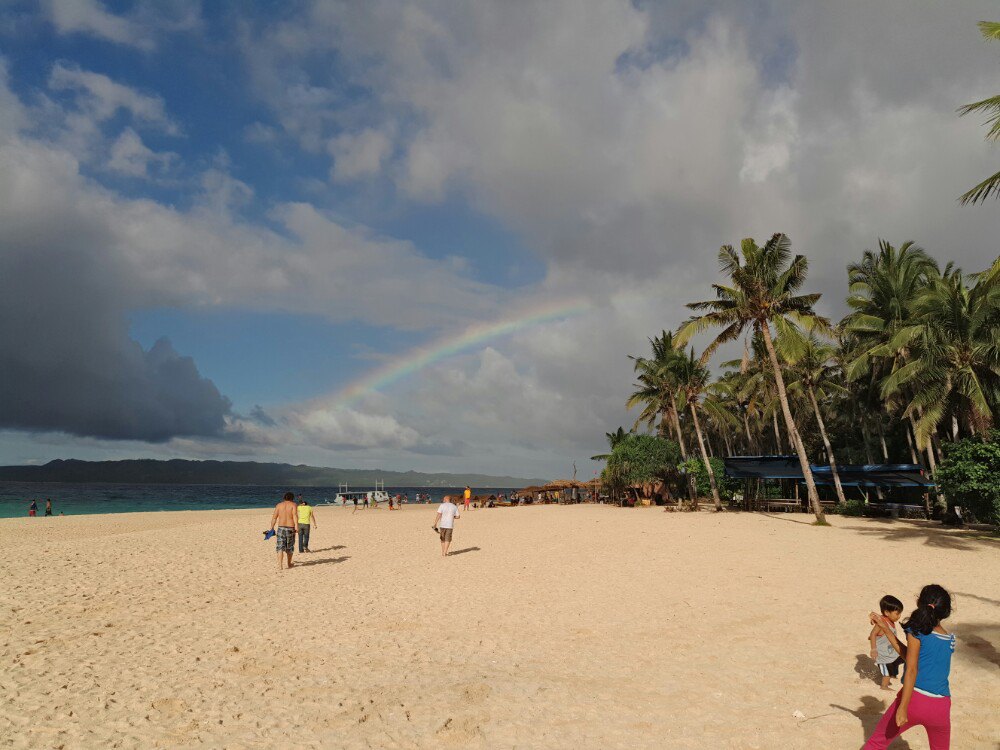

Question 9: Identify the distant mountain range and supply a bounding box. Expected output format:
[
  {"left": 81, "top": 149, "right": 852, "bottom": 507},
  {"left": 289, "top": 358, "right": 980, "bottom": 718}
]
[{"left": 0, "top": 459, "right": 548, "bottom": 488}]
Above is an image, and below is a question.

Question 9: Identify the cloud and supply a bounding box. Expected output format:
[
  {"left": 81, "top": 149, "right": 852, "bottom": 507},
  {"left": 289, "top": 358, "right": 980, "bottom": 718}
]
[
  {"left": 41, "top": 0, "right": 201, "bottom": 50},
  {"left": 328, "top": 127, "right": 393, "bottom": 182},
  {"left": 107, "top": 128, "right": 176, "bottom": 177},
  {"left": 292, "top": 406, "right": 422, "bottom": 450},
  {"left": 43, "top": 0, "right": 152, "bottom": 50},
  {"left": 49, "top": 62, "right": 177, "bottom": 132}
]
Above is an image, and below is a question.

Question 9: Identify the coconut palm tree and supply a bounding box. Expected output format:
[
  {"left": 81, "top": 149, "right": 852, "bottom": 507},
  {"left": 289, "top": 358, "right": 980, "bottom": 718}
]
[
  {"left": 627, "top": 331, "right": 689, "bottom": 456},
  {"left": 842, "top": 240, "right": 939, "bottom": 383},
  {"left": 678, "top": 233, "right": 831, "bottom": 522},
  {"left": 590, "top": 426, "right": 630, "bottom": 462},
  {"left": 782, "top": 332, "right": 849, "bottom": 506},
  {"left": 883, "top": 265, "right": 1000, "bottom": 444},
  {"left": 958, "top": 22, "right": 1000, "bottom": 204},
  {"left": 674, "top": 348, "right": 723, "bottom": 511}
]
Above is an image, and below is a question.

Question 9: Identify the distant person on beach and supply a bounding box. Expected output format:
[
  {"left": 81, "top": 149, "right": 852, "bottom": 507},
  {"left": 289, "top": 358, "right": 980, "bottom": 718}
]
[
  {"left": 433, "top": 495, "right": 460, "bottom": 557},
  {"left": 297, "top": 499, "right": 316, "bottom": 553},
  {"left": 270, "top": 492, "right": 299, "bottom": 570},
  {"left": 352, "top": 496, "right": 359, "bottom": 513},
  {"left": 463, "top": 486, "right": 472, "bottom": 512},
  {"left": 363, "top": 495, "right": 369, "bottom": 509},
  {"left": 863, "top": 584, "right": 956, "bottom": 750},
  {"left": 869, "top": 594, "right": 905, "bottom": 691},
  {"left": 28, "top": 500, "right": 37, "bottom": 517}
]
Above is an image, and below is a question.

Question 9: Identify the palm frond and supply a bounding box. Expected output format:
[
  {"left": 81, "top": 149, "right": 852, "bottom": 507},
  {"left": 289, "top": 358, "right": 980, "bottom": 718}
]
[{"left": 959, "top": 168, "right": 1000, "bottom": 204}]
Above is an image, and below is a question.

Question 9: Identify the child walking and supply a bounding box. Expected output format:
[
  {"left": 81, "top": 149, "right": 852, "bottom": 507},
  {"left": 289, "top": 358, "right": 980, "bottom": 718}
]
[
  {"left": 863, "top": 584, "right": 956, "bottom": 750},
  {"left": 869, "top": 594, "right": 905, "bottom": 690}
]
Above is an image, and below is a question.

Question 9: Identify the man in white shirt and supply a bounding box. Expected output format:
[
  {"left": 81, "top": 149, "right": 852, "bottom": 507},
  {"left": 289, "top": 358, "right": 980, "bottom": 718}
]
[{"left": 433, "top": 495, "right": 461, "bottom": 557}]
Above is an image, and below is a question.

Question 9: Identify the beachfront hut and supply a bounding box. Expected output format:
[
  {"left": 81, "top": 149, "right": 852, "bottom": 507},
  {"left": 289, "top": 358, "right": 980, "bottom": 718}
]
[{"left": 723, "top": 455, "right": 935, "bottom": 515}]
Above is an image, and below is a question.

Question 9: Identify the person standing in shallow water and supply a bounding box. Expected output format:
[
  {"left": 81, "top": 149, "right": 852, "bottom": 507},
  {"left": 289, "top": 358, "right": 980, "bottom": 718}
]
[
  {"left": 28, "top": 499, "right": 37, "bottom": 517},
  {"left": 45, "top": 499, "right": 52, "bottom": 516}
]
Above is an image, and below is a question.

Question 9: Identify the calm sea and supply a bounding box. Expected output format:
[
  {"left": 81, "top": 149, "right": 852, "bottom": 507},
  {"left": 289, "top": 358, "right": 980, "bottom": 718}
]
[{"left": 0, "top": 482, "right": 515, "bottom": 519}]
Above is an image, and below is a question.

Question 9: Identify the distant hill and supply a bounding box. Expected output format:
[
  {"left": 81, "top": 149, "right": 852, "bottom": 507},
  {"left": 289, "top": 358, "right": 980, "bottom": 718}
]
[{"left": 0, "top": 458, "right": 548, "bottom": 488}]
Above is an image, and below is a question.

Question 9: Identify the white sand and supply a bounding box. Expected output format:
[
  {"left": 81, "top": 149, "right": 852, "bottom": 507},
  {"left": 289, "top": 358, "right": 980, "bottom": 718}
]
[{"left": 1, "top": 505, "right": 998, "bottom": 749}]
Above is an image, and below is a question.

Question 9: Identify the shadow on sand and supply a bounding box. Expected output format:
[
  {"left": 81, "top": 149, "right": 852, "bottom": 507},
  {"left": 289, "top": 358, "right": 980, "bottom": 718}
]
[
  {"left": 831, "top": 695, "right": 911, "bottom": 750},
  {"left": 308, "top": 545, "right": 347, "bottom": 553},
  {"left": 753, "top": 512, "right": 816, "bottom": 526},
  {"left": 295, "top": 555, "right": 350, "bottom": 568},
  {"left": 853, "top": 653, "right": 884, "bottom": 687},
  {"left": 848, "top": 518, "right": 1000, "bottom": 551},
  {"left": 951, "top": 622, "right": 1000, "bottom": 670},
  {"left": 447, "top": 546, "right": 481, "bottom": 556}
]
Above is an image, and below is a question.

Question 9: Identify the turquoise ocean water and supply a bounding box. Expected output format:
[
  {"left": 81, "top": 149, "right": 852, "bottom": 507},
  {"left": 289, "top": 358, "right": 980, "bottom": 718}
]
[{"left": 0, "top": 483, "right": 513, "bottom": 519}]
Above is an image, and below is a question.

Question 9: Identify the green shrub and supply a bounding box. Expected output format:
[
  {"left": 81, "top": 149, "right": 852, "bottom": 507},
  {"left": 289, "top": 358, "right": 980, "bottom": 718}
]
[
  {"left": 682, "top": 457, "right": 739, "bottom": 499},
  {"left": 831, "top": 498, "right": 865, "bottom": 517},
  {"left": 935, "top": 431, "right": 1000, "bottom": 525}
]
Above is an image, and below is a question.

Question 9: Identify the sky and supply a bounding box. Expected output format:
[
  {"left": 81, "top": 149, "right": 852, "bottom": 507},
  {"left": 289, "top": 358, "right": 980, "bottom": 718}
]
[{"left": 0, "top": 0, "right": 997, "bottom": 478}]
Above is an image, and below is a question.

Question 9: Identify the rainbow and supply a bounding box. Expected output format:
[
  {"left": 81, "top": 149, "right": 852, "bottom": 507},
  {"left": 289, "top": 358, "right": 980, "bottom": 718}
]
[{"left": 330, "top": 298, "right": 592, "bottom": 409}]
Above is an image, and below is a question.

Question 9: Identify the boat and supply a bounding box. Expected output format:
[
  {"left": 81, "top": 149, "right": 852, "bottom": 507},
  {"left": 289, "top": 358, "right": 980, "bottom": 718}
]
[{"left": 320, "top": 480, "right": 390, "bottom": 506}]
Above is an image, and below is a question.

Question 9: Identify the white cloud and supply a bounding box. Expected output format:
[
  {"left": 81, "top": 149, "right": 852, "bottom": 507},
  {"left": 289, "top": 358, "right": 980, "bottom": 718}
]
[
  {"left": 107, "top": 128, "right": 175, "bottom": 177},
  {"left": 41, "top": 0, "right": 202, "bottom": 50},
  {"left": 49, "top": 62, "right": 177, "bottom": 132},
  {"left": 43, "top": 0, "right": 152, "bottom": 50},
  {"left": 328, "top": 127, "right": 393, "bottom": 182}
]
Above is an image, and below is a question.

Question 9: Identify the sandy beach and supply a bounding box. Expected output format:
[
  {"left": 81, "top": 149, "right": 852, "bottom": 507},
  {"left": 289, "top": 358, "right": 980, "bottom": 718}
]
[{"left": 1, "top": 505, "right": 998, "bottom": 749}]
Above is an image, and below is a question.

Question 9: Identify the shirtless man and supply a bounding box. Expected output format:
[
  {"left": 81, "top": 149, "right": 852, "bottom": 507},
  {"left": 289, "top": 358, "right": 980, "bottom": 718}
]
[{"left": 270, "top": 492, "right": 299, "bottom": 570}]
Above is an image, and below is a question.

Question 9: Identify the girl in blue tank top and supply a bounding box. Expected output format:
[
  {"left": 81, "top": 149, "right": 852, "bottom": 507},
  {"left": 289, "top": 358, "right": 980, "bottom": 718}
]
[{"left": 864, "top": 584, "right": 955, "bottom": 750}]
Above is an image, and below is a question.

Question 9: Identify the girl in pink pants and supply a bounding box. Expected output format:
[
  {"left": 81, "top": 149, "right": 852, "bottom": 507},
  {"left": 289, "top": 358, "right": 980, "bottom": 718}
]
[{"left": 863, "top": 584, "right": 955, "bottom": 750}]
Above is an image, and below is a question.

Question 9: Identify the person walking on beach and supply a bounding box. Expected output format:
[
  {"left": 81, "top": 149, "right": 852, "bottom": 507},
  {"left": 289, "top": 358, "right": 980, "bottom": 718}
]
[
  {"left": 297, "top": 498, "right": 317, "bottom": 553},
  {"left": 28, "top": 499, "right": 37, "bottom": 517},
  {"left": 863, "top": 584, "right": 956, "bottom": 750},
  {"left": 463, "top": 486, "right": 472, "bottom": 512},
  {"left": 45, "top": 499, "right": 52, "bottom": 516},
  {"left": 869, "top": 594, "right": 905, "bottom": 691},
  {"left": 433, "top": 495, "right": 460, "bottom": 557},
  {"left": 270, "top": 492, "right": 299, "bottom": 570}
]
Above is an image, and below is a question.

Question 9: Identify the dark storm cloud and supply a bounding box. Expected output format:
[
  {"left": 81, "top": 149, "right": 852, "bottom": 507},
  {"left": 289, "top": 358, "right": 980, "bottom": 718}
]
[{"left": 0, "top": 139, "right": 231, "bottom": 442}]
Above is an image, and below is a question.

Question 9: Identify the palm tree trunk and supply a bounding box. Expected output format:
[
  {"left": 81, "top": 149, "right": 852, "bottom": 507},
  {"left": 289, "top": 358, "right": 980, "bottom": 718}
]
[
  {"left": 908, "top": 412, "right": 931, "bottom": 519},
  {"left": 670, "top": 402, "right": 688, "bottom": 460},
  {"left": 663, "top": 407, "right": 678, "bottom": 442},
  {"left": 772, "top": 410, "right": 783, "bottom": 453},
  {"left": 759, "top": 323, "right": 825, "bottom": 522},
  {"left": 905, "top": 417, "right": 921, "bottom": 466},
  {"left": 808, "top": 386, "right": 846, "bottom": 506},
  {"left": 722, "top": 430, "right": 733, "bottom": 457},
  {"left": 690, "top": 401, "right": 722, "bottom": 511},
  {"left": 742, "top": 411, "right": 755, "bottom": 453},
  {"left": 912, "top": 411, "right": 947, "bottom": 513},
  {"left": 670, "top": 401, "right": 697, "bottom": 505},
  {"left": 876, "top": 420, "right": 889, "bottom": 461}
]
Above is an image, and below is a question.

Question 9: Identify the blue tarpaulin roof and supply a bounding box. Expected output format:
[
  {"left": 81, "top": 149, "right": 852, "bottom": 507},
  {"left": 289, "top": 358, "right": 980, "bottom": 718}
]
[{"left": 723, "top": 456, "right": 934, "bottom": 487}]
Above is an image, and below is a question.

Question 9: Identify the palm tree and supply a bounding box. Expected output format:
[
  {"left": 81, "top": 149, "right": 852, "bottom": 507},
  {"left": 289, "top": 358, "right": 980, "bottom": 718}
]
[
  {"left": 679, "top": 233, "right": 831, "bottom": 522},
  {"left": 842, "top": 240, "right": 939, "bottom": 384},
  {"left": 883, "top": 266, "right": 1000, "bottom": 444},
  {"left": 590, "top": 426, "right": 629, "bottom": 462},
  {"left": 627, "top": 331, "right": 689, "bottom": 457},
  {"left": 675, "top": 348, "right": 723, "bottom": 510},
  {"left": 782, "top": 332, "right": 849, "bottom": 506},
  {"left": 958, "top": 22, "right": 1000, "bottom": 204}
]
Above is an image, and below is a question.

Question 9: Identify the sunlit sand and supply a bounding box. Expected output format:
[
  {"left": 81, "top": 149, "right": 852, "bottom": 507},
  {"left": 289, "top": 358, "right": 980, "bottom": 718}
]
[{"left": 2, "top": 505, "right": 998, "bottom": 749}]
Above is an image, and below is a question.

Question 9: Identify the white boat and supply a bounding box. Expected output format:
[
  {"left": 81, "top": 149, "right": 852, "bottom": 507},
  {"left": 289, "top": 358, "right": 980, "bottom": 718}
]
[{"left": 320, "top": 480, "right": 390, "bottom": 506}]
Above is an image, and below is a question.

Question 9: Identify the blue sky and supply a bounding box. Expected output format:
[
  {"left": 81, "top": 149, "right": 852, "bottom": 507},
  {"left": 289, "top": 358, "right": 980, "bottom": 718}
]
[{"left": 0, "top": 1, "right": 997, "bottom": 477}]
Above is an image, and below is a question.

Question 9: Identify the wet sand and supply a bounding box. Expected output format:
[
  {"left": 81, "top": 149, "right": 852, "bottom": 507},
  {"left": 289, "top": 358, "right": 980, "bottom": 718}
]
[{"left": 2, "top": 504, "right": 998, "bottom": 749}]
